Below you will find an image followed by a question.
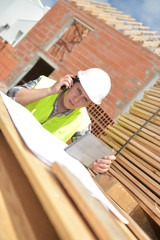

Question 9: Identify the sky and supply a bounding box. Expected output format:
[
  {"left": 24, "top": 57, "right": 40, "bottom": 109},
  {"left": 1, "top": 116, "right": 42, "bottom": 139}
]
[{"left": 42, "top": 0, "right": 160, "bottom": 35}]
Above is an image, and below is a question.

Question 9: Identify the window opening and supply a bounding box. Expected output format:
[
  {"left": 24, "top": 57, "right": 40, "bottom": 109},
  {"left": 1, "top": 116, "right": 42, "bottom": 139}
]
[
  {"left": 17, "top": 58, "right": 54, "bottom": 85},
  {"left": 49, "top": 20, "right": 91, "bottom": 61}
]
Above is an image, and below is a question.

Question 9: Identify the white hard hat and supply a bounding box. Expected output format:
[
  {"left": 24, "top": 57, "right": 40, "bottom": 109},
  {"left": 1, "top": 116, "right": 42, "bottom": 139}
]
[{"left": 78, "top": 68, "right": 111, "bottom": 105}]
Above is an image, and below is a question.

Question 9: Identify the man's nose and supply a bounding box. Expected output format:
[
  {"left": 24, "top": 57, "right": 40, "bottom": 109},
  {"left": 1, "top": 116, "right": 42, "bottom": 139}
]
[{"left": 74, "top": 95, "right": 83, "bottom": 103}]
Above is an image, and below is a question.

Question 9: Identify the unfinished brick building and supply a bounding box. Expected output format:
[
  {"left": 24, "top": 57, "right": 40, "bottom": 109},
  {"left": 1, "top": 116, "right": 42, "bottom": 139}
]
[
  {"left": 1, "top": 0, "right": 160, "bottom": 138},
  {"left": 1, "top": 1, "right": 160, "bottom": 238}
]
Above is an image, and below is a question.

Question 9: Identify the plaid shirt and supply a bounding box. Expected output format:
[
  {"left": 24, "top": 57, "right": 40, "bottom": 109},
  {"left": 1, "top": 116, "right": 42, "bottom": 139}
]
[{"left": 6, "top": 78, "right": 90, "bottom": 140}]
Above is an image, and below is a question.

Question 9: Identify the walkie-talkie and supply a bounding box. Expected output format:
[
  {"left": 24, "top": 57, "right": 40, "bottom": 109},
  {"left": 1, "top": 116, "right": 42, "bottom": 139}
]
[{"left": 61, "top": 76, "right": 79, "bottom": 91}]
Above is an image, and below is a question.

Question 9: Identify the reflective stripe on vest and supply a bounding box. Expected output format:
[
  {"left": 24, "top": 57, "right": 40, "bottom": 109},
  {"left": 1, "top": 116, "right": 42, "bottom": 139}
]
[{"left": 25, "top": 93, "right": 91, "bottom": 142}]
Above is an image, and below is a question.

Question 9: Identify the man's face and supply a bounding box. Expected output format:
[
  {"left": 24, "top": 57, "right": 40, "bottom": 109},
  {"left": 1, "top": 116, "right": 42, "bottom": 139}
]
[{"left": 63, "top": 82, "right": 91, "bottom": 109}]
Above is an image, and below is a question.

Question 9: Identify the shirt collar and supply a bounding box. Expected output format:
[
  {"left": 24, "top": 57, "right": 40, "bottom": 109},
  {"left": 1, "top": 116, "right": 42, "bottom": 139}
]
[{"left": 53, "top": 93, "right": 74, "bottom": 116}]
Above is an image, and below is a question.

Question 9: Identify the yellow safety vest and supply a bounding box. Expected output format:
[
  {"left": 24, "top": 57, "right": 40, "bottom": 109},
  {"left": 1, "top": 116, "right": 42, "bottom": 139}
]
[{"left": 25, "top": 76, "right": 91, "bottom": 142}]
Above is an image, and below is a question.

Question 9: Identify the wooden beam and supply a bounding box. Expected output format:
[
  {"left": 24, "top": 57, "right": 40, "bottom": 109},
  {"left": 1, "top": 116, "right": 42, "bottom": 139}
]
[
  {"left": 109, "top": 165, "right": 160, "bottom": 226},
  {"left": 133, "top": 35, "right": 160, "bottom": 41},
  {"left": 129, "top": 105, "right": 160, "bottom": 126},
  {"left": 0, "top": 191, "right": 18, "bottom": 240},
  {"left": 101, "top": 135, "right": 160, "bottom": 183},
  {"left": 115, "top": 25, "right": 133, "bottom": 30},
  {"left": 123, "top": 30, "right": 157, "bottom": 35},
  {"left": 51, "top": 163, "right": 133, "bottom": 240},
  {"left": 142, "top": 41, "right": 160, "bottom": 47}
]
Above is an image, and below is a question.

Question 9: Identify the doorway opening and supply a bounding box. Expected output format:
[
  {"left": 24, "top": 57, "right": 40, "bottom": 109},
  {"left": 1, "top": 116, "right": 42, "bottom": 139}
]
[{"left": 18, "top": 58, "right": 54, "bottom": 85}]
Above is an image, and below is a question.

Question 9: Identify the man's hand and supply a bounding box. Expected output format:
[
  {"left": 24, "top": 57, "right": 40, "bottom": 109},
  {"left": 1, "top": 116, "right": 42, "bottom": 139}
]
[
  {"left": 92, "top": 155, "right": 116, "bottom": 173},
  {"left": 51, "top": 74, "right": 74, "bottom": 94},
  {"left": 14, "top": 74, "right": 74, "bottom": 106}
]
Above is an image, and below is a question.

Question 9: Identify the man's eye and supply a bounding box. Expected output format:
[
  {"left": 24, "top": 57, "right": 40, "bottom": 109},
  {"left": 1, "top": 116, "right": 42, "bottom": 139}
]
[
  {"left": 77, "top": 88, "right": 81, "bottom": 93},
  {"left": 84, "top": 97, "right": 88, "bottom": 102}
]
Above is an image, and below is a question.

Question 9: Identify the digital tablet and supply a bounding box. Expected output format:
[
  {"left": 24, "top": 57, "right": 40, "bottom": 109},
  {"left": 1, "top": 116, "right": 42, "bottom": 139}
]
[{"left": 64, "top": 133, "right": 114, "bottom": 168}]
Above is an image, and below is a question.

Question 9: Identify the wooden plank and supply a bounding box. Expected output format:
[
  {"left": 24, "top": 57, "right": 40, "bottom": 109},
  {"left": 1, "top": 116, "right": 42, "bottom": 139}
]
[
  {"left": 142, "top": 95, "right": 160, "bottom": 107},
  {"left": 101, "top": 135, "right": 160, "bottom": 183},
  {"left": 99, "top": 13, "right": 132, "bottom": 19},
  {"left": 150, "top": 86, "right": 160, "bottom": 91},
  {"left": 156, "top": 80, "right": 160, "bottom": 85},
  {"left": 147, "top": 88, "right": 160, "bottom": 93},
  {"left": 110, "top": 166, "right": 160, "bottom": 226},
  {"left": 94, "top": 174, "right": 152, "bottom": 240},
  {"left": 123, "top": 30, "right": 157, "bottom": 35},
  {"left": 133, "top": 100, "right": 160, "bottom": 115},
  {"left": 118, "top": 17, "right": 135, "bottom": 21},
  {"left": 111, "top": 163, "right": 160, "bottom": 225},
  {"left": 76, "top": 2, "right": 110, "bottom": 8},
  {"left": 105, "top": 19, "right": 125, "bottom": 25},
  {"left": 129, "top": 106, "right": 160, "bottom": 126},
  {"left": 0, "top": 133, "right": 60, "bottom": 240},
  {"left": 112, "top": 160, "right": 160, "bottom": 214},
  {"left": 113, "top": 124, "right": 160, "bottom": 155},
  {"left": 51, "top": 163, "right": 133, "bottom": 240},
  {"left": 114, "top": 121, "right": 160, "bottom": 155},
  {"left": 116, "top": 117, "right": 160, "bottom": 147},
  {"left": 144, "top": 90, "right": 160, "bottom": 98},
  {"left": 95, "top": 174, "right": 139, "bottom": 215},
  {"left": 133, "top": 35, "right": 160, "bottom": 41},
  {"left": 115, "top": 155, "right": 160, "bottom": 201},
  {"left": 121, "top": 113, "right": 160, "bottom": 135},
  {"left": 98, "top": 15, "right": 116, "bottom": 20},
  {"left": 105, "top": 127, "right": 160, "bottom": 176},
  {"left": 115, "top": 25, "right": 133, "bottom": 30},
  {"left": 144, "top": 90, "right": 160, "bottom": 100},
  {"left": 104, "top": 129, "right": 160, "bottom": 175},
  {"left": 142, "top": 41, "right": 160, "bottom": 47},
  {"left": 73, "top": 0, "right": 109, "bottom": 6},
  {"left": 138, "top": 26, "right": 150, "bottom": 30},
  {"left": 0, "top": 96, "right": 97, "bottom": 240},
  {"left": 106, "top": 20, "right": 142, "bottom": 26},
  {"left": 107, "top": 126, "right": 160, "bottom": 168},
  {"left": 143, "top": 94, "right": 160, "bottom": 103},
  {"left": 0, "top": 191, "right": 18, "bottom": 240}
]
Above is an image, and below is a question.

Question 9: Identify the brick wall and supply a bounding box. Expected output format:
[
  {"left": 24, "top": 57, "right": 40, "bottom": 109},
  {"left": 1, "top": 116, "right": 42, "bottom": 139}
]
[
  {"left": 0, "top": 40, "right": 19, "bottom": 92},
  {"left": 1, "top": 0, "right": 160, "bottom": 119}
]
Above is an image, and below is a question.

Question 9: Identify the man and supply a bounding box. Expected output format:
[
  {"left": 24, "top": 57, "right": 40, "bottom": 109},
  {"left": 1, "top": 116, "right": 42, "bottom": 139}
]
[{"left": 7, "top": 68, "right": 116, "bottom": 173}]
